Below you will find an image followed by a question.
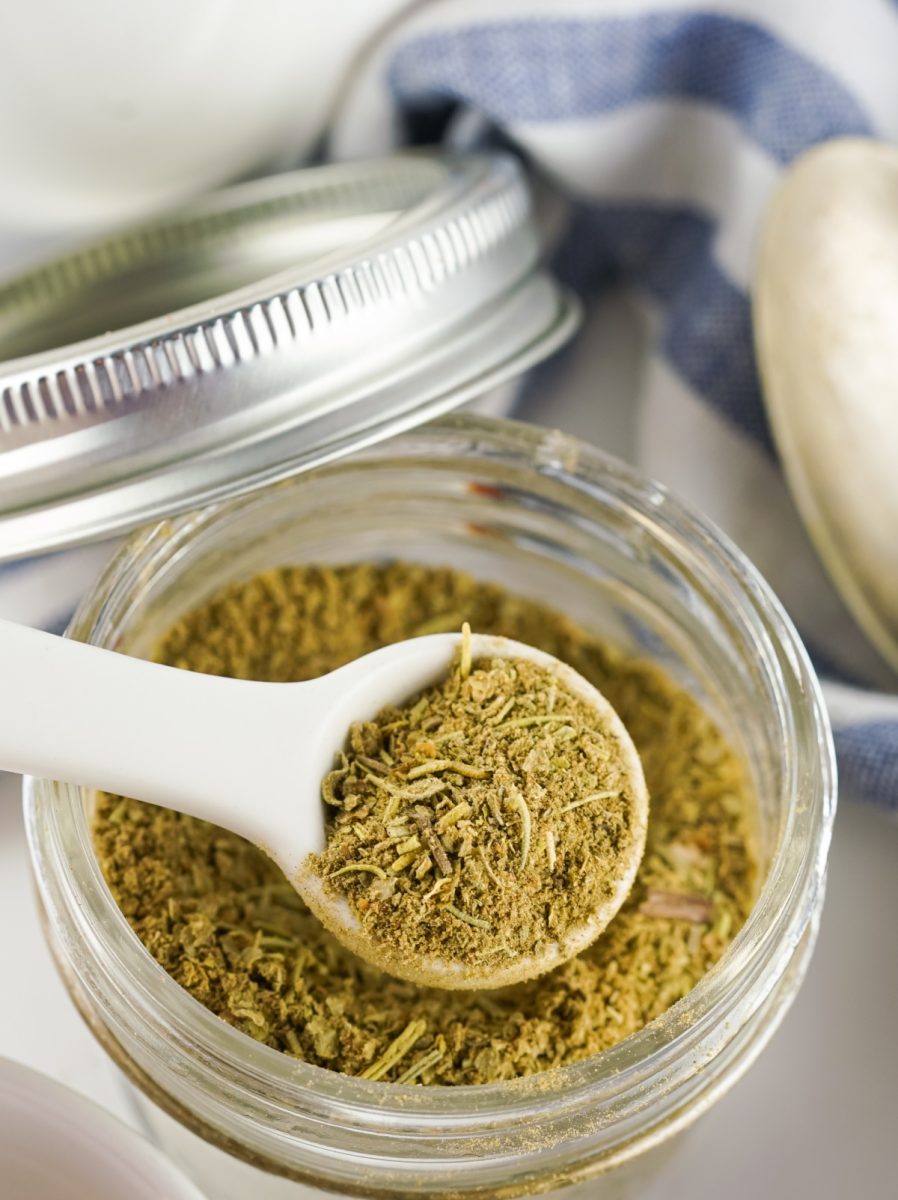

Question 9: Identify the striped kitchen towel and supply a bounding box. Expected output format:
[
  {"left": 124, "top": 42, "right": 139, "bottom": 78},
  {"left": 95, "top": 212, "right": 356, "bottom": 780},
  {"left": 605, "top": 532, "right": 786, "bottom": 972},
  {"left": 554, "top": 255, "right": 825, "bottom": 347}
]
[
  {"left": 3, "top": 0, "right": 898, "bottom": 808},
  {"left": 328, "top": 0, "right": 898, "bottom": 810}
]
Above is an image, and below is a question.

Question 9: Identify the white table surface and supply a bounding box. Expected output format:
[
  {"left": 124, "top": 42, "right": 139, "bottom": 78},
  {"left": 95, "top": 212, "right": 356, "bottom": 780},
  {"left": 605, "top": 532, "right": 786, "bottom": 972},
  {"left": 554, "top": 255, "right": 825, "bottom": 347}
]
[{"left": 1, "top": 289, "right": 896, "bottom": 1197}]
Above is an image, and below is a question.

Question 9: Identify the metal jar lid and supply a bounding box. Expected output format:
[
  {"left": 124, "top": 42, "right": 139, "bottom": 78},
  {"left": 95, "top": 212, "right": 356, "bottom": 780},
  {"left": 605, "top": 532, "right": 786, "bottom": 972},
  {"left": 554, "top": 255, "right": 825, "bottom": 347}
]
[{"left": 0, "top": 152, "right": 578, "bottom": 559}]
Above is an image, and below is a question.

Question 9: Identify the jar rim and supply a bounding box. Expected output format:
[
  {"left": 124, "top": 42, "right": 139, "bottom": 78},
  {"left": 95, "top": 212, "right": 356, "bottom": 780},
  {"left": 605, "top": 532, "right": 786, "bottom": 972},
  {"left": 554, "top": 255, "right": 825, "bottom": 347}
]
[{"left": 26, "top": 414, "right": 836, "bottom": 1189}]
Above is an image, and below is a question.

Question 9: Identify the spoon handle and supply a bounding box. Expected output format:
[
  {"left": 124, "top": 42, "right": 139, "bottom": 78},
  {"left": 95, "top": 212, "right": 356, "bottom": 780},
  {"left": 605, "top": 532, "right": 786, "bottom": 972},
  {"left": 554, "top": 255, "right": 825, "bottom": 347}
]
[{"left": 0, "top": 618, "right": 296, "bottom": 846}]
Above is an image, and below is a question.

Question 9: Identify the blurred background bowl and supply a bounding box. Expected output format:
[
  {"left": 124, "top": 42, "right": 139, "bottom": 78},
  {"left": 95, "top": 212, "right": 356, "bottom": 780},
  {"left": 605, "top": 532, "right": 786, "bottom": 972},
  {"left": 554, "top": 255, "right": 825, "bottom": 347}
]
[
  {"left": 0, "top": 1055, "right": 207, "bottom": 1199},
  {"left": 0, "top": 0, "right": 407, "bottom": 233}
]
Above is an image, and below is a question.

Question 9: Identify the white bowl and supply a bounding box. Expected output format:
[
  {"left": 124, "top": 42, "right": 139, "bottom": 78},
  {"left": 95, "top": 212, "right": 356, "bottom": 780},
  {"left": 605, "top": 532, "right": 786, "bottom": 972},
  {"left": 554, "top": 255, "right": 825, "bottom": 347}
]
[
  {"left": 0, "top": 1056, "right": 206, "bottom": 1199},
  {"left": 0, "top": 0, "right": 408, "bottom": 232}
]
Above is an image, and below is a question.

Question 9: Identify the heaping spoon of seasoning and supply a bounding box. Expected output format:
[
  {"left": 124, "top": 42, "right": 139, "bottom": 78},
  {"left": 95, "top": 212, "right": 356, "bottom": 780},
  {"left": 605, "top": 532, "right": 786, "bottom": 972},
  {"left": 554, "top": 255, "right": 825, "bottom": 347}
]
[{"left": 0, "top": 619, "right": 647, "bottom": 989}]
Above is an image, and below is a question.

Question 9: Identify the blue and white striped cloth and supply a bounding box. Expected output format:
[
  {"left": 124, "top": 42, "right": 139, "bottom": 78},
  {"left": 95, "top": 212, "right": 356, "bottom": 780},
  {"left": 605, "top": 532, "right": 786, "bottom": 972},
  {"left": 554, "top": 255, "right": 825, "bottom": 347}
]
[
  {"left": 333, "top": 0, "right": 898, "bottom": 810},
  {"left": 3, "top": 0, "right": 898, "bottom": 809}
]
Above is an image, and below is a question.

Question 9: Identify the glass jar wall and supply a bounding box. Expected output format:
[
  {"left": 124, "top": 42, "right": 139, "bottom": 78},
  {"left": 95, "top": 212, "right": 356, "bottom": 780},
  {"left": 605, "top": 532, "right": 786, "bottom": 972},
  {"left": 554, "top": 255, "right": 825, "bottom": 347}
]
[{"left": 25, "top": 415, "right": 835, "bottom": 1199}]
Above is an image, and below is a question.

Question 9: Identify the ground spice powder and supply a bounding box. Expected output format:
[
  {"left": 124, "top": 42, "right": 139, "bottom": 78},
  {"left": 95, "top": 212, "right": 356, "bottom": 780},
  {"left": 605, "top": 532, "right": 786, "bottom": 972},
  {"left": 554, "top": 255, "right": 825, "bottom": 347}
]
[
  {"left": 93, "top": 562, "right": 757, "bottom": 1086},
  {"left": 312, "top": 636, "right": 645, "bottom": 984}
]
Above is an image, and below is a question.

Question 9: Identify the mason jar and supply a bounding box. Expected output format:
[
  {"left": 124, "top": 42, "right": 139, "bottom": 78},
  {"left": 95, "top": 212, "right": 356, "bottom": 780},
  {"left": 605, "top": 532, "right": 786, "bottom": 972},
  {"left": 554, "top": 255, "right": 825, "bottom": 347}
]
[{"left": 24, "top": 414, "right": 836, "bottom": 1200}]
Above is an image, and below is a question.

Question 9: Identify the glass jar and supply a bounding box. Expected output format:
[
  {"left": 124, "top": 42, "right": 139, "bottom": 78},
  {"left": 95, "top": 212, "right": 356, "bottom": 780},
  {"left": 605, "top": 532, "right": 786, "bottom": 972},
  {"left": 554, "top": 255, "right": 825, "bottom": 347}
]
[{"left": 25, "top": 415, "right": 835, "bottom": 1200}]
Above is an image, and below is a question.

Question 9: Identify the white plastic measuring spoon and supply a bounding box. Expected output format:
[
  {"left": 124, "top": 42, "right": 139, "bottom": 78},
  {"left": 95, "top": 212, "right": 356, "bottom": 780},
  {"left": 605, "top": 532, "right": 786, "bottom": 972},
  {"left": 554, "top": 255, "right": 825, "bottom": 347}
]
[{"left": 0, "top": 620, "right": 647, "bottom": 988}]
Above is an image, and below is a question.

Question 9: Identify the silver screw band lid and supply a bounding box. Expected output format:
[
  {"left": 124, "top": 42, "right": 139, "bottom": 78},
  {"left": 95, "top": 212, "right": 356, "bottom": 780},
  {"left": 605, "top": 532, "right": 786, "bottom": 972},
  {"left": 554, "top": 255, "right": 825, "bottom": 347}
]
[{"left": 0, "top": 152, "right": 578, "bottom": 558}]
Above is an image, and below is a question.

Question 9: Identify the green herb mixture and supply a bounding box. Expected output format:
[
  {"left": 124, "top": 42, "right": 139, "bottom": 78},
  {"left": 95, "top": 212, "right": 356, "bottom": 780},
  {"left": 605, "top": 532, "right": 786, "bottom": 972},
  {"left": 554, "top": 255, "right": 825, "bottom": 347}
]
[{"left": 94, "top": 562, "right": 756, "bottom": 1085}]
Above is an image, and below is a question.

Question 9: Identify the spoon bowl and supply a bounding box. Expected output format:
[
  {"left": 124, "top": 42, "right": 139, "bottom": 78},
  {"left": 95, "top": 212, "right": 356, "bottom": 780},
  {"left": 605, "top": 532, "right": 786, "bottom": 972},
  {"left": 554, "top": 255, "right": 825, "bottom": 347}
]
[
  {"left": 755, "top": 137, "right": 898, "bottom": 671},
  {"left": 297, "top": 632, "right": 649, "bottom": 989},
  {"left": 0, "top": 622, "right": 647, "bottom": 988}
]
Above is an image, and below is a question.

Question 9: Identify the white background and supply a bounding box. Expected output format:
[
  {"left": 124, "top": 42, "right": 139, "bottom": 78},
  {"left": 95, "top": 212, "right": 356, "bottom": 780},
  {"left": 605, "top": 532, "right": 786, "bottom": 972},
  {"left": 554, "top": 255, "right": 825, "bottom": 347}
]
[{"left": 0, "top": 294, "right": 896, "bottom": 1197}]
